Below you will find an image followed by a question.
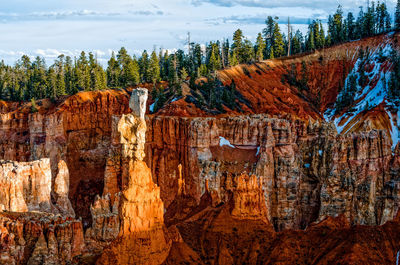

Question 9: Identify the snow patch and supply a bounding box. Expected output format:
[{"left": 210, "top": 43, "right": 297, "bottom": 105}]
[
  {"left": 325, "top": 41, "right": 393, "bottom": 135},
  {"left": 171, "top": 97, "right": 179, "bottom": 103},
  {"left": 149, "top": 102, "right": 155, "bottom": 113},
  {"left": 388, "top": 109, "right": 400, "bottom": 150},
  {"left": 219, "top": 136, "right": 235, "bottom": 148},
  {"left": 256, "top": 146, "right": 261, "bottom": 156},
  {"left": 319, "top": 150, "right": 323, "bottom": 156},
  {"left": 304, "top": 163, "right": 310, "bottom": 168}
]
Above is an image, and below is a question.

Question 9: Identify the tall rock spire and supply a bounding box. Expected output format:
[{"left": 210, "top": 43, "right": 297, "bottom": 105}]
[{"left": 97, "top": 88, "right": 170, "bottom": 265}]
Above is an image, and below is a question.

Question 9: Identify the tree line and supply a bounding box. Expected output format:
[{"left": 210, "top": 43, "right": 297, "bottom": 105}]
[{"left": 0, "top": 1, "right": 399, "bottom": 102}]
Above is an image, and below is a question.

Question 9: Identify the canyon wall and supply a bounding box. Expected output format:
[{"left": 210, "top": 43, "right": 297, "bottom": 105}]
[
  {"left": 0, "top": 90, "right": 399, "bottom": 231},
  {"left": 145, "top": 115, "right": 400, "bottom": 230},
  {"left": 0, "top": 88, "right": 399, "bottom": 264}
]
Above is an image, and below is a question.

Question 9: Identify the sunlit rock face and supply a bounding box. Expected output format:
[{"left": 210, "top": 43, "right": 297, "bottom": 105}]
[
  {"left": 97, "top": 88, "right": 170, "bottom": 265},
  {"left": 129, "top": 87, "right": 148, "bottom": 120},
  {"left": 54, "top": 160, "right": 75, "bottom": 217},
  {"left": 0, "top": 159, "right": 53, "bottom": 213},
  {"left": 0, "top": 158, "right": 75, "bottom": 216}
]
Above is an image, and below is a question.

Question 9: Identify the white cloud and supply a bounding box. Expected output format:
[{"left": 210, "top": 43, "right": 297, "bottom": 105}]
[{"left": 191, "top": 0, "right": 395, "bottom": 11}]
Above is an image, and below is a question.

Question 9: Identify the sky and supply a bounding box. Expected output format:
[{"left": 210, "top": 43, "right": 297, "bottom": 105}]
[{"left": 0, "top": 0, "right": 397, "bottom": 65}]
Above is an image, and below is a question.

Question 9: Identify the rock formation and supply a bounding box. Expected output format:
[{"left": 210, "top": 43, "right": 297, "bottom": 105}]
[
  {"left": 174, "top": 174, "right": 273, "bottom": 264},
  {"left": 227, "top": 173, "right": 267, "bottom": 219},
  {"left": 0, "top": 213, "right": 84, "bottom": 265},
  {"left": 97, "top": 88, "right": 170, "bottom": 265},
  {"left": 0, "top": 158, "right": 75, "bottom": 217},
  {"left": 0, "top": 159, "right": 53, "bottom": 213},
  {"left": 54, "top": 160, "right": 75, "bottom": 217}
]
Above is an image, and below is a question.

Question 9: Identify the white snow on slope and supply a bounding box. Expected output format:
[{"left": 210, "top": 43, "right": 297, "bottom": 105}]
[
  {"left": 149, "top": 102, "right": 155, "bottom": 112},
  {"left": 325, "top": 41, "right": 394, "bottom": 135},
  {"left": 219, "top": 136, "right": 235, "bottom": 148},
  {"left": 397, "top": 250, "right": 400, "bottom": 265},
  {"left": 256, "top": 146, "right": 261, "bottom": 156},
  {"left": 388, "top": 109, "right": 400, "bottom": 149}
]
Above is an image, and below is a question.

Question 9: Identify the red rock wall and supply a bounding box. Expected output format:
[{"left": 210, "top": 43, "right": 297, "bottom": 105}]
[{"left": 0, "top": 93, "right": 398, "bottom": 231}]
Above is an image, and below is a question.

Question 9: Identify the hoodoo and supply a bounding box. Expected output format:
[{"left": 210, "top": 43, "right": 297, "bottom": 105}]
[{"left": 96, "top": 88, "right": 170, "bottom": 265}]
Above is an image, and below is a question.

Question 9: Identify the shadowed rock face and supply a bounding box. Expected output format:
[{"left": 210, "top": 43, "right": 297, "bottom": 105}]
[{"left": 144, "top": 115, "right": 400, "bottom": 230}]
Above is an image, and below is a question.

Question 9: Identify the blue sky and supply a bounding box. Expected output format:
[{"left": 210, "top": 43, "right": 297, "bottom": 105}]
[{"left": 0, "top": 0, "right": 396, "bottom": 65}]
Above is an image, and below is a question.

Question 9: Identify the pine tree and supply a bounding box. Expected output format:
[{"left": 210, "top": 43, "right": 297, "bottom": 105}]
[
  {"left": 229, "top": 51, "right": 239, "bottom": 66},
  {"left": 292, "top": 30, "right": 303, "bottom": 54},
  {"left": 318, "top": 21, "right": 325, "bottom": 48},
  {"left": 327, "top": 15, "right": 334, "bottom": 44},
  {"left": 272, "top": 21, "right": 285, "bottom": 58},
  {"left": 330, "top": 5, "right": 344, "bottom": 44},
  {"left": 347, "top": 12, "right": 355, "bottom": 40},
  {"left": 385, "top": 9, "right": 392, "bottom": 31},
  {"left": 47, "top": 67, "right": 57, "bottom": 99},
  {"left": 199, "top": 64, "right": 208, "bottom": 76},
  {"left": 242, "top": 39, "right": 255, "bottom": 63},
  {"left": 232, "top": 29, "right": 244, "bottom": 52},
  {"left": 106, "top": 52, "right": 120, "bottom": 87},
  {"left": 180, "top": 67, "right": 188, "bottom": 81},
  {"left": 396, "top": 0, "right": 400, "bottom": 29},
  {"left": 31, "top": 56, "right": 47, "bottom": 99},
  {"left": 64, "top": 56, "right": 76, "bottom": 95},
  {"left": 161, "top": 50, "right": 170, "bottom": 80},
  {"left": 263, "top": 16, "right": 275, "bottom": 58},
  {"left": 139, "top": 50, "right": 150, "bottom": 83},
  {"left": 193, "top": 44, "right": 202, "bottom": 71},
  {"left": 125, "top": 57, "right": 140, "bottom": 87},
  {"left": 168, "top": 54, "right": 179, "bottom": 86},
  {"left": 88, "top": 52, "right": 106, "bottom": 91},
  {"left": 269, "top": 46, "right": 275, "bottom": 59},
  {"left": 53, "top": 55, "right": 66, "bottom": 96},
  {"left": 76, "top": 51, "right": 90, "bottom": 91},
  {"left": 306, "top": 22, "right": 315, "bottom": 51},
  {"left": 208, "top": 46, "right": 219, "bottom": 72},
  {"left": 222, "top": 39, "right": 230, "bottom": 67},
  {"left": 148, "top": 50, "right": 160, "bottom": 84},
  {"left": 363, "top": 2, "right": 376, "bottom": 37},
  {"left": 376, "top": 2, "right": 387, "bottom": 33},
  {"left": 255, "top": 33, "right": 266, "bottom": 61}
]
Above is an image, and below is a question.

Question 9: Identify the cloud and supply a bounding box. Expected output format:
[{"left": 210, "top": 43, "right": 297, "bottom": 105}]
[
  {"left": 191, "top": 0, "right": 393, "bottom": 11},
  {"left": 207, "top": 13, "right": 327, "bottom": 26},
  {"left": 0, "top": 50, "right": 25, "bottom": 57},
  {"left": 0, "top": 9, "right": 165, "bottom": 21}
]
